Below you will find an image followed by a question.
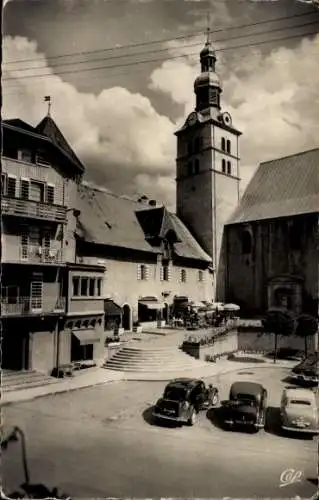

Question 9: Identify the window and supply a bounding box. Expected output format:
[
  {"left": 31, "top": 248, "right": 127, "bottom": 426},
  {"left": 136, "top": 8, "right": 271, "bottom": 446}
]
[
  {"left": 140, "top": 264, "right": 148, "bottom": 280},
  {"left": 226, "top": 139, "right": 231, "bottom": 154},
  {"left": 187, "top": 162, "right": 193, "bottom": 176},
  {"left": 198, "top": 270, "right": 204, "bottom": 282},
  {"left": 18, "top": 149, "right": 32, "bottom": 163},
  {"left": 222, "top": 159, "right": 226, "bottom": 173},
  {"left": 30, "top": 181, "right": 45, "bottom": 202},
  {"left": 89, "top": 278, "right": 95, "bottom": 297},
  {"left": 241, "top": 230, "right": 252, "bottom": 254},
  {"left": 29, "top": 227, "right": 42, "bottom": 247},
  {"left": 36, "top": 151, "right": 50, "bottom": 166},
  {"left": 227, "top": 161, "right": 231, "bottom": 175},
  {"left": 20, "top": 179, "right": 30, "bottom": 200},
  {"left": 187, "top": 141, "right": 193, "bottom": 156},
  {"left": 81, "top": 278, "right": 88, "bottom": 296},
  {"left": 194, "top": 159, "right": 200, "bottom": 175},
  {"left": 97, "top": 278, "right": 102, "bottom": 296},
  {"left": 194, "top": 137, "right": 200, "bottom": 153},
  {"left": 7, "top": 176, "right": 16, "bottom": 197},
  {"left": 180, "top": 269, "right": 187, "bottom": 283},
  {"left": 47, "top": 184, "right": 55, "bottom": 204},
  {"left": 1, "top": 173, "right": 7, "bottom": 195},
  {"left": 73, "top": 277, "right": 80, "bottom": 296},
  {"left": 163, "top": 265, "right": 169, "bottom": 281},
  {"left": 221, "top": 137, "right": 226, "bottom": 151}
]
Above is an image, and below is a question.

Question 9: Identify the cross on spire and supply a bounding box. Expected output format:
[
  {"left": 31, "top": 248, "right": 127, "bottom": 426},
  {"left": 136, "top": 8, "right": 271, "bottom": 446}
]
[
  {"left": 206, "top": 11, "right": 212, "bottom": 45},
  {"left": 44, "top": 95, "right": 51, "bottom": 116}
]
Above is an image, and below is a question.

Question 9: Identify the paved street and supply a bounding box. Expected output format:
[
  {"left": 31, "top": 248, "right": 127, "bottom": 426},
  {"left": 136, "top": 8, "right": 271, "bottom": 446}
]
[{"left": 2, "top": 366, "right": 318, "bottom": 498}]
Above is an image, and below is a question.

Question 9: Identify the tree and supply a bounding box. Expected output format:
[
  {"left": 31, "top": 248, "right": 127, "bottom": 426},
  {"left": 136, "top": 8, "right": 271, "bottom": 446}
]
[
  {"left": 295, "top": 314, "right": 318, "bottom": 357},
  {"left": 262, "top": 307, "right": 296, "bottom": 363}
]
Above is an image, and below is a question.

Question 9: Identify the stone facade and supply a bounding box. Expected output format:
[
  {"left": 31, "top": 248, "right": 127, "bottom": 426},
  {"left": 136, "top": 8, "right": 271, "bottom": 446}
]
[{"left": 226, "top": 214, "right": 319, "bottom": 316}]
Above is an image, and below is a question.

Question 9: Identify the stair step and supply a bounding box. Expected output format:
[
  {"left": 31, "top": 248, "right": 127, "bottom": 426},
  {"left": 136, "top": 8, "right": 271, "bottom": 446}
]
[
  {"left": 3, "top": 378, "right": 59, "bottom": 392},
  {"left": 1, "top": 373, "right": 52, "bottom": 384},
  {"left": 103, "top": 365, "right": 208, "bottom": 373},
  {"left": 104, "top": 362, "right": 208, "bottom": 371}
]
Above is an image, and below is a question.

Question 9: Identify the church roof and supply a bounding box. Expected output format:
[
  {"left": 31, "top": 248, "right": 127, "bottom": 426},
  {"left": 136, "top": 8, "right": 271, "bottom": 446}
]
[
  {"left": 228, "top": 148, "right": 319, "bottom": 225},
  {"left": 35, "top": 116, "right": 85, "bottom": 172},
  {"left": 75, "top": 184, "right": 211, "bottom": 262}
]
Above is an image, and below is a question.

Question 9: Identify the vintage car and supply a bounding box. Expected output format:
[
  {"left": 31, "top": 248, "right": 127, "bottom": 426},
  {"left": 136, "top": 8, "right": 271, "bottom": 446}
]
[
  {"left": 280, "top": 387, "right": 318, "bottom": 435},
  {"left": 152, "top": 378, "right": 219, "bottom": 426},
  {"left": 220, "top": 381, "right": 267, "bottom": 432},
  {"left": 290, "top": 353, "right": 318, "bottom": 386}
]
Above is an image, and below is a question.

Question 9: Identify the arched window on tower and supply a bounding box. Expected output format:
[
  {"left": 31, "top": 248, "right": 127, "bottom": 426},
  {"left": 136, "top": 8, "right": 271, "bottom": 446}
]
[
  {"left": 187, "top": 141, "right": 193, "bottom": 156},
  {"left": 194, "top": 137, "right": 200, "bottom": 153},
  {"left": 194, "top": 159, "right": 200, "bottom": 174},
  {"left": 226, "top": 140, "right": 231, "bottom": 154},
  {"left": 222, "top": 159, "right": 226, "bottom": 173},
  {"left": 221, "top": 137, "right": 226, "bottom": 151},
  {"left": 227, "top": 161, "right": 231, "bottom": 175},
  {"left": 187, "top": 161, "right": 193, "bottom": 176},
  {"left": 241, "top": 230, "right": 252, "bottom": 254}
]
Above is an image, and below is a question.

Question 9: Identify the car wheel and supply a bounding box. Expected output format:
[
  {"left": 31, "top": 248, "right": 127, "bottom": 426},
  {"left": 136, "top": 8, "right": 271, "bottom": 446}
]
[{"left": 187, "top": 409, "right": 196, "bottom": 426}]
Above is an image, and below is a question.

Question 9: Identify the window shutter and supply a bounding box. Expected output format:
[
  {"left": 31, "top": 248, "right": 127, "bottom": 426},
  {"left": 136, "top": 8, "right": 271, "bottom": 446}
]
[
  {"left": 7, "top": 176, "right": 17, "bottom": 197},
  {"left": 46, "top": 184, "right": 55, "bottom": 204},
  {"left": 20, "top": 178, "right": 30, "bottom": 200},
  {"left": 167, "top": 266, "right": 171, "bottom": 282},
  {"left": 137, "top": 264, "right": 141, "bottom": 280},
  {"left": 160, "top": 266, "right": 164, "bottom": 281},
  {"left": 144, "top": 265, "right": 149, "bottom": 281}
]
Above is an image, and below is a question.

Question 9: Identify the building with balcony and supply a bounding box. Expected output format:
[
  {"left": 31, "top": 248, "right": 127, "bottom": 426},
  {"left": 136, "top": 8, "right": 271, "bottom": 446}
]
[{"left": 1, "top": 117, "right": 86, "bottom": 373}]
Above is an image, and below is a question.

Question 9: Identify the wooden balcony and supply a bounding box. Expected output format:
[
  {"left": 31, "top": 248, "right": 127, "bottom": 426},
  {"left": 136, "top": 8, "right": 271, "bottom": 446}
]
[
  {"left": 1, "top": 296, "right": 66, "bottom": 317},
  {"left": 1, "top": 197, "right": 67, "bottom": 223},
  {"left": 21, "top": 246, "right": 64, "bottom": 265}
]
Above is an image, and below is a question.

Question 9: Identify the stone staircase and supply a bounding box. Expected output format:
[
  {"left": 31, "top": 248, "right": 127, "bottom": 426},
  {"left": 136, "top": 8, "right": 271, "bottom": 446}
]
[
  {"left": 1, "top": 370, "right": 59, "bottom": 392},
  {"left": 103, "top": 345, "right": 210, "bottom": 373}
]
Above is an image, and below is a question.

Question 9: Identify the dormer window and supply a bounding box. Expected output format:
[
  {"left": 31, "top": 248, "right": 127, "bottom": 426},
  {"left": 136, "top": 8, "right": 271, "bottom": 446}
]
[
  {"left": 36, "top": 150, "right": 51, "bottom": 166},
  {"left": 18, "top": 149, "right": 32, "bottom": 163}
]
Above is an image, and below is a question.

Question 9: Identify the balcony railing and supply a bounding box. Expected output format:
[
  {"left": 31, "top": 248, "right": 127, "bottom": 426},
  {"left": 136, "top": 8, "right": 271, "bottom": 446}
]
[
  {"left": 20, "top": 246, "right": 64, "bottom": 265},
  {"left": 1, "top": 296, "right": 66, "bottom": 316},
  {"left": 1, "top": 197, "right": 67, "bottom": 223}
]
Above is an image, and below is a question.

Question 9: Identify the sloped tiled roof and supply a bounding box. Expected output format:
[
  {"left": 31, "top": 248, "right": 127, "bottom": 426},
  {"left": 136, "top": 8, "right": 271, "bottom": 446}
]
[
  {"left": 35, "top": 116, "right": 85, "bottom": 172},
  {"left": 228, "top": 148, "right": 319, "bottom": 225},
  {"left": 76, "top": 184, "right": 211, "bottom": 262},
  {"left": 3, "top": 118, "right": 36, "bottom": 132}
]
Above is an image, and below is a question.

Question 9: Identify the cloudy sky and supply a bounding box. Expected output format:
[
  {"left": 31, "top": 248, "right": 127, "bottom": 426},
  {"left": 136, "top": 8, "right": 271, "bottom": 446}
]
[{"left": 3, "top": 0, "right": 319, "bottom": 209}]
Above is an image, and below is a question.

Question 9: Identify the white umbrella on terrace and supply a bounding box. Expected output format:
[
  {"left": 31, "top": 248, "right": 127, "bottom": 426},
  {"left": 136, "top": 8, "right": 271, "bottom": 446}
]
[
  {"left": 210, "top": 302, "right": 225, "bottom": 311},
  {"left": 223, "top": 303, "right": 240, "bottom": 311}
]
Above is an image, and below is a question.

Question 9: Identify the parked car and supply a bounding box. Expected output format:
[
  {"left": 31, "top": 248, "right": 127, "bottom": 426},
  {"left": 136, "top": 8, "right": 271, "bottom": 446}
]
[
  {"left": 290, "top": 353, "right": 318, "bottom": 386},
  {"left": 152, "top": 378, "right": 219, "bottom": 426},
  {"left": 220, "top": 381, "right": 267, "bottom": 432},
  {"left": 280, "top": 387, "right": 318, "bottom": 436}
]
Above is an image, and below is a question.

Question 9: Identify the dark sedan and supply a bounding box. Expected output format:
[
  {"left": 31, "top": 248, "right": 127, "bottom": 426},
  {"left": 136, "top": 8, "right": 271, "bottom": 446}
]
[
  {"left": 152, "top": 378, "right": 219, "bottom": 426},
  {"left": 220, "top": 381, "right": 267, "bottom": 432}
]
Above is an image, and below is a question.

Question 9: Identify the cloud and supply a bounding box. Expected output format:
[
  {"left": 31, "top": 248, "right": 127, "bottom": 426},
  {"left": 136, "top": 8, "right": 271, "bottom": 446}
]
[
  {"left": 3, "top": 36, "right": 176, "bottom": 206},
  {"left": 148, "top": 33, "right": 319, "bottom": 192}
]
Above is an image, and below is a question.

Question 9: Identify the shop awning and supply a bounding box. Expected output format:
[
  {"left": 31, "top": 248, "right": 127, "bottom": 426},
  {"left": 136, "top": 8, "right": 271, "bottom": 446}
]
[
  {"left": 104, "top": 300, "right": 122, "bottom": 316},
  {"left": 72, "top": 329, "right": 100, "bottom": 345},
  {"left": 139, "top": 300, "right": 164, "bottom": 310}
]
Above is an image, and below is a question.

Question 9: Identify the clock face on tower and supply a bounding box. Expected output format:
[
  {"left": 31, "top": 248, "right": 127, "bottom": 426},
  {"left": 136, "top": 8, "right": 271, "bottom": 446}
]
[{"left": 187, "top": 112, "right": 198, "bottom": 126}]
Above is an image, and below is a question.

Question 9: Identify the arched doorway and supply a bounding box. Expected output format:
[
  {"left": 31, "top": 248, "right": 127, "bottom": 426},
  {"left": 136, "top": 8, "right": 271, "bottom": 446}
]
[{"left": 122, "top": 304, "right": 131, "bottom": 331}]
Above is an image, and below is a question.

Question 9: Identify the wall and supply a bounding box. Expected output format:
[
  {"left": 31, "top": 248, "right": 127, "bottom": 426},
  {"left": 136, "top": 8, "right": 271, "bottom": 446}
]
[
  {"left": 226, "top": 215, "right": 318, "bottom": 315},
  {"left": 58, "top": 330, "right": 71, "bottom": 365},
  {"left": 30, "top": 331, "right": 55, "bottom": 373},
  {"left": 80, "top": 255, "right": 211, "bottom": 320},
  {"left": 238, "top": 332, "right": 317, "bottom": 354}
]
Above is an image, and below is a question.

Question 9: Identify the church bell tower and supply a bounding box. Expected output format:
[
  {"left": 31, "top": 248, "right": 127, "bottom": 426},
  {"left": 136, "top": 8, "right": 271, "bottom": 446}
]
[{"left": 175, "top": 29, "right": 242, "bottom": 300}]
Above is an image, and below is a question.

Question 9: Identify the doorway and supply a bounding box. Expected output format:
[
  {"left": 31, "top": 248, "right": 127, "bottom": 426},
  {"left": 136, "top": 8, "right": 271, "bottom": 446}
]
[{"left": 122, "top": 304, "right": 131, "bottom": 331}]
